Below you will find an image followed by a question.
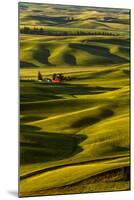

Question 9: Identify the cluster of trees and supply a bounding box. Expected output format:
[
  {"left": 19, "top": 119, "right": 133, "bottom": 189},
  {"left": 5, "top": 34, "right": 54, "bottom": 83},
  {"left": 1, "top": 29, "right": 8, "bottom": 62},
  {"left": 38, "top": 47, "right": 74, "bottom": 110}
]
[
  {"left": 52, "top": 73, "right": 71, "bottom": 81},
  {"left": 37, "top": 71, "right": 72, "bottom": 82},
  {"left": 65, "top": 17, "right": 75, "bottom": 22},
  {"left": 20, "top": 26, "right": 119, "bottom": 36},
  {"left": 52, "top": 73, "right": 63, "bottom": 81}
]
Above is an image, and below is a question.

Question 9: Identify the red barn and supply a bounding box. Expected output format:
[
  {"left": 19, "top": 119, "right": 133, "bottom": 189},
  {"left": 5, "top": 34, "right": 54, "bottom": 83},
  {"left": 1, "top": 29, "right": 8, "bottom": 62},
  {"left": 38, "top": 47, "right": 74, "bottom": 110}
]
[{"left": 52, "top": 79, "right": 61, "bottom": 83}]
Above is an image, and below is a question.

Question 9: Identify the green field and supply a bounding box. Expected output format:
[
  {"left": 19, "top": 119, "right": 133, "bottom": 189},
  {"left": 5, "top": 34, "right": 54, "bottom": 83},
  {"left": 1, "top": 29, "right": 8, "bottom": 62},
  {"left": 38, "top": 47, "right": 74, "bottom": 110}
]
[{"left": 19, "top": 3, "right": 130, "bottom": 197}]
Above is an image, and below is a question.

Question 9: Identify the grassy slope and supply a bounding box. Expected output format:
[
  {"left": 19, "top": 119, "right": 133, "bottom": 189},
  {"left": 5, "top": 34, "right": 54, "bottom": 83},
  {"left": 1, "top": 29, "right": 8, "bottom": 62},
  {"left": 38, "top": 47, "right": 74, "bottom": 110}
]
[
  {"left": 20, "top": 63, "right": 130, "bottom": 195},
  {"left": 19, "top": 3, "right": 130, "bottom": 197},
  {"left": 20, "top": 35, "right": 129, "bottom": 68}
]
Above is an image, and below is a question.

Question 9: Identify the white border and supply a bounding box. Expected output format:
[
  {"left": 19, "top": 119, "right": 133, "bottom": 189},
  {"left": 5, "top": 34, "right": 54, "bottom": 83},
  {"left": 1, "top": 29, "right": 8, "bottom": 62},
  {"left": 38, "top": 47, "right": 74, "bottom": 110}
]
[{"left": 0, "top": 1, "right": 133, "bottom": 200}]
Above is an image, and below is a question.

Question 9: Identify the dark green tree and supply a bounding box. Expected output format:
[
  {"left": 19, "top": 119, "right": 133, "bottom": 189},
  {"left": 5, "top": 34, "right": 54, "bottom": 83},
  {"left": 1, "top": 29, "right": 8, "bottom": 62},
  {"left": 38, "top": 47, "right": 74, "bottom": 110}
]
[{"left": 38, "top": 71, "right": 43, "bottom": 81}]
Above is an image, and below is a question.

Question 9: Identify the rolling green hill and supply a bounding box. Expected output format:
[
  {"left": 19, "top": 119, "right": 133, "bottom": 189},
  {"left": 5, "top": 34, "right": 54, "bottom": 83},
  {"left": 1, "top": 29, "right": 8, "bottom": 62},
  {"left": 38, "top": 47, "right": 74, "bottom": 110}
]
[
  {"left": 19, "top": 2, "right": 130, "bottom": 197},
  {"left": 20, "top": 35, "right": 129, "bottom": 68}
]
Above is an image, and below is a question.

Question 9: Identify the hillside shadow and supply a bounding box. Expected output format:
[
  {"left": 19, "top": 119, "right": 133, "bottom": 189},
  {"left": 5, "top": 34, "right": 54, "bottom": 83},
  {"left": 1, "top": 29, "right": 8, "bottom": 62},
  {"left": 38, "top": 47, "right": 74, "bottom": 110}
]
[
  {"left": 20, "top": 115, "right": 46, "bottom": 123},
  {"left": 33, "top": 45, "right": 53, "bottom": 65},
  {"left": 87, "top": 39, "right": 130, "bottom": 47},
  {"left": 123, "top": 70, "right": 129, "bottom": 75},
  {"left": 69, "top": 43, "right": 128, "bottom": 64},
  {"left": 71, "top": 108, "right": 114, "bottom": 128},
  {"left": 70, "top": 43, "right": 109, "bottom": 57},
  {"left": 20, "top": 61, "right": 37, "bottom": 68},
  {"left": 98, "top": 18, "right": 129, "bottom": 25},
  {"left": 20, "top": 124, "right": 86, "bottom": 164},
  {"left": 64, "top": 54, "right": 77, "bottom": 65},
  {"left": 25, "top": 15, "right": 70, "bottom": 25},
  {"left": 37, "top": 83, "right": 119, "bottom": 96},
  {"left": 74, "top": 69, "right": 117, "bottom": 80}
]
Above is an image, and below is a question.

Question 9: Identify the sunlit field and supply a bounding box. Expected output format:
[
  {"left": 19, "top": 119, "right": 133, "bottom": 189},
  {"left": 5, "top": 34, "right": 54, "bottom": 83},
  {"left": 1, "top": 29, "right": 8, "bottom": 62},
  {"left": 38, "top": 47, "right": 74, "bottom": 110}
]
[{"left": 19, "top": 2, "right": 130, "bottom": 197}]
